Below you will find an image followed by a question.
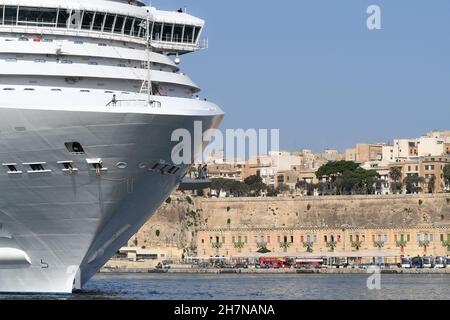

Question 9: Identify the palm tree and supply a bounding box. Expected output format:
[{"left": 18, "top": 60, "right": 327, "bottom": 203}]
[
  {"left": 303, "top": 241, "right": 314, "bottom": 253},
  {"left": 326, "top": 240, "right": 337, "bottom": 252},
  {"left": 279, "top": 241, "right": 291, "bottom": 253},
  {"left": 389, "top": 167, "right": 403, "bottom": 194},
  {"left": 374, "top": 240, "right": 385, "bottom": 249},
  {"left": 211, "top": 242, "right": 222, "bottom": 254},
  {"left": 418, "top": 240, "right": 430, "bottom": 254},
  {"left": 396, "top": 240, "right": 407, "bottom": 254},
  {"left": 233, "top": 239, "right": 245, "bottom": 253},
  {"left": 351, "top": 240, "right": 363, "bottom": 251},
  {"left": 442, "top": 240, "right": 450, "bottom": 252}
]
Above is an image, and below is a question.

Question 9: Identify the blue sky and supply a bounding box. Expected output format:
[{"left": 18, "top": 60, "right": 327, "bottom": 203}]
[{"left": 151, "top": 0, "right": 450, "bottom": 152}]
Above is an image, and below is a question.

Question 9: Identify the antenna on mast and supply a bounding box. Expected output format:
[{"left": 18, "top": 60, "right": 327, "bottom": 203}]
[{"left": 146, "top": 9, "right": 153, "bottom": 104}]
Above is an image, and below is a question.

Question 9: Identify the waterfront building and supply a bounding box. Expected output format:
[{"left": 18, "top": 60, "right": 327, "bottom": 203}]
[{"left": 197, "top": 226, "right": 450, "bottom": 263}]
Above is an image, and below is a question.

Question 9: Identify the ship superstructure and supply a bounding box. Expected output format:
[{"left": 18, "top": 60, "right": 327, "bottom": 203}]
[{"left": 0, "top": 0, "right": 223, "bottom": 293}]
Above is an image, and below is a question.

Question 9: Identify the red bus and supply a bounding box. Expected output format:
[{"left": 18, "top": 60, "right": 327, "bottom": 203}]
[{"left": 259, "top": 257, "right": 291, "bottom": 269}]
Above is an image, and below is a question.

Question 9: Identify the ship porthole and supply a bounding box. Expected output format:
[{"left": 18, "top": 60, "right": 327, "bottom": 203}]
[
  {"left": 138, "top": 162, "right": 147, "bottom": 169},
  {"left": 116, "top": 162, "right": 128, "bottom": 169}
]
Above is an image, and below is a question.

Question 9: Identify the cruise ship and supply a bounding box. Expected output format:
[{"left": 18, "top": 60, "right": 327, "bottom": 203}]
[{"left": 0, "top": 0, "right": 223, "bottom": 293}]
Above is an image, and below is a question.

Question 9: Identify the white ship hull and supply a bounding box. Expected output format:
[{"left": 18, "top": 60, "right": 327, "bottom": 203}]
[{"left": 0, "top": 105, "right": 223, "bottom": 293}]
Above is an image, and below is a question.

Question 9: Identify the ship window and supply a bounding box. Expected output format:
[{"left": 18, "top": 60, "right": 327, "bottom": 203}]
[
  {"left": 98, "top": 43, "right": 107, "bottom": 47},
  {"left": 68, "top": 10, "right": 83, "bottom": 29},
  {"left": 6, "top": 164, "right": 18, "bottom": 172},
  {"left": 3, "top": 88, "right": 15, "bottom": 91},
  {"left": 4, "top": 6, "right": 17, "bottom": 25},
  {"left": 103, "top": 14, "right": 116, "bottom": 33},
  {"left": 34, "top": 59, "right": 46, "bottom": 63},
  {"left": 193, "top": 27, "right": 201, "bottom": 42},
  {"left": 18, "top": 7, "right": 57, "bottom": 27},
  {"left": 88, "top": 61, "right": 98, "bottom": 65},
  {"left": 18, "top": 36, "right": 29, "bottom": 41},
  {"left": 29, "top": 163, "right": 45, "bottom": 171},
  {"left": 183, "top": 25, "right": 194, "bottom": 43},
  {"left": 24, "top": 88, "right": 35, "bottom": 91},
  {"left": 92, "top": 12, "right": 105, "bottom": 31},
  {"left": 57, "top": 9, "right": 70, "bottom": 28},
  {"left": 124, "top": 17, "right": 134, "bottom": 35},
  {"left": 81, "top": 11, "right": 94, "bottom": 30},
  {"left": 0, "top": 6, "right": 3, "bottom": 25},
  {"left": 152, "top": 22, "right": 162, "bottom": 41},
  {"left": 117, "top": 64, "right": 126, "bottom": 67},
  {"left": 61, "top": 59, "right": 73, "bottom": 64},
  {"left": 80, "top": 89, "right": 90, "bottom": 92},
  {"left": 74, "top": 40, "right": 84, "bottom": 44},
  {"left": 173, "top": 25, "right": 183, "bottom": 43},
  {"left": 114, "top": 15, "right": 125, "bottom": 34},
  {"left": 51, "top": 88, "right": 62, "bottom": 91},
  {"left": 162, "top": 24, "right": 173, "bottom": 41},
  {"left": 62, "top": 162, "right": 73, "bottom": 170},
  {"left": 5, "top": 58, "right": 17, "bottom": 62},
  {"left": 42, "top": 38, "right": 53, "bottom": 42},
  {"left": 133, "top": 19, "right": 143, "bottom": 37},
  {"left": 65, "top": 142, "right": 85, "bottom": 154}
]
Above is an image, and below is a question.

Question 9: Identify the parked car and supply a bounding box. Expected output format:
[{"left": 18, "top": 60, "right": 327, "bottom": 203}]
[
  {"left": 400, "top": 257, "right": 412, "bottom": 268},
  {"left": 411, "top": 257, "right": 423, "bottom": 268},
  {"left": 434, "top": 256, "right": 446, "bottom": 268},
  {"left": 422, "top": 256, "right": 434, "bottom": 268},
  {"left": 235, "top": 262, "right": 248, "bottom": 269}
]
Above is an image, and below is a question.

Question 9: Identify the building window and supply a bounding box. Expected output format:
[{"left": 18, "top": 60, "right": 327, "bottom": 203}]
[
  {"left": 407, "top": 234, "right": 410, "bottom": 242},
  {"left": 417, "top": 233, "right": 421, "bottom": 242},
  {"left": 267, "top": 236, "right": 270, "bottom": 244},
  {"left": 429, "top": 234, "right": 433, "bottom": 241}
]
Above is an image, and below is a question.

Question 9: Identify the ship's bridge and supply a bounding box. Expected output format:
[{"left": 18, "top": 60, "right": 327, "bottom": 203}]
[{"left": 0, "top": 0, "right": 206, "bottom": 53}]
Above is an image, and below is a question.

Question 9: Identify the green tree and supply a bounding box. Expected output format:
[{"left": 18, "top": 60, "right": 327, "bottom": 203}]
[
  {"left": 279, "top": 241, "right": 291, "bottom": 252},
  {"left": 351, "top": 240, "right": 363, "bottom": 251},
  {"left": 326, "top": 240, "right": 337, "bottom": 252},
  {"left": 404, "top": 175, "right": 424, "bottom": 194},
  {"left": 315, "top": 161, "right": 378, "bottom": 195},
  {"left": 396, "top": 240, "right": 407, "bottom": 253},
  {"left": 303, "top": 241, "right": 314, "bottom": 253},
  {"left": 427, "top": 175, "right": 436, "bottom": 194},
  {"left": 374, "top": 240, "right": 384, "bottom": 249},
  {"left": 244, "top": 175, "right": 267, "bottom": 196},
  {"left": 257, "top": 240, "right": 271, "bottom": 254},
  {"left": 389, "top": 167, "right": 403, "bottom": 194},
  {"left": 443, "top": 164, "right": 450, "bottom": 189}
]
